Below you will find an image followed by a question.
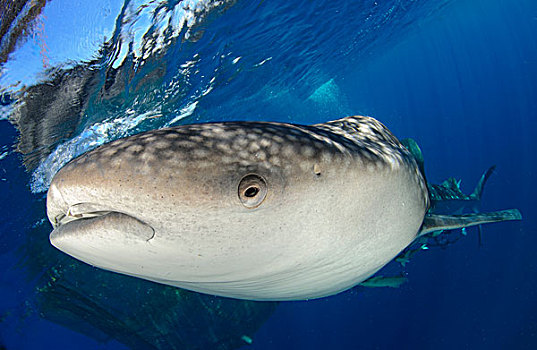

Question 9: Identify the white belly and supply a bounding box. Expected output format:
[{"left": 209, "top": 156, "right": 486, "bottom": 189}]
[{"left": 142, "top": 166, "right": 426, "bottom": 300}]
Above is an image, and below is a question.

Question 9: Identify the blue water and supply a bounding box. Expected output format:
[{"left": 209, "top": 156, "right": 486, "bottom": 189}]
[{"left": 1, "top": 0, "right": 536, "bottom": 349}]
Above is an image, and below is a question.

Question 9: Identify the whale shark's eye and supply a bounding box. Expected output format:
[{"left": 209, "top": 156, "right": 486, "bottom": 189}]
[
  {"left": 244, "top": 186, "right": 259, "bottom": 197},
  {"left": 238, "top": 174, "right": 267, "bottom": 209}
]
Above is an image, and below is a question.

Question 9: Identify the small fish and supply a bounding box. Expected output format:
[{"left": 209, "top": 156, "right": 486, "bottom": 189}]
[
  {"left": 402, "top": 138, "right": 497, "bottom": 245},
  {"left": 428, "top": 166, "right": 496, "bottom": 215},
  {"left": 401, "top": 138, "right": 495, "bottom": 215},
  {"left": 241, "top": 335, "right": 253, "bottom": 344},
  {"left": 359, "top": 275, "right": 408, "bottom": 288}
]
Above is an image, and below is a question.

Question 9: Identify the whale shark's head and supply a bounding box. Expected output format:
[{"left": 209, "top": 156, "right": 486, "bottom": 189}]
[{"left": 47, "top": 117, "right": 428, "bottom": 300}]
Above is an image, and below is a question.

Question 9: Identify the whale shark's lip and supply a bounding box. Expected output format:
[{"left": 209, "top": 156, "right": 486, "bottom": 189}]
[
  {"left": 50, "top": 209, "right": 156, "bottom": 248},
  {"left": 54, "top": 208, "right": 114, "bottom": 228},
  {"left": 49, "top": 210, "right": 156, "bottom": 277},
  {"left": 51, "top": 202, "right": 116, "bottom": 228}
]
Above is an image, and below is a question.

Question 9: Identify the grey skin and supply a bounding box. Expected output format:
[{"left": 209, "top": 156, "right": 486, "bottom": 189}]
[{"left": 47, "top": 116, "right": 521, "bottom": 301}]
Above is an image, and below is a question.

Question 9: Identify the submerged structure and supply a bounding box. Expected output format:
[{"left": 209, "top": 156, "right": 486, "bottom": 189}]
[
  {"left": 22, "top": 209, "right": 277, "bottom": 350},
  {"left": 36, "top": 261, "right": 276, "bottom": 349},
  {"left": 33, "top": 251, "right": 276, "bottom": 349}
]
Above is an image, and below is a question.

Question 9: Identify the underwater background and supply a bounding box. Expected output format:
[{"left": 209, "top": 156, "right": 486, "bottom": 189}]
[{"left": 0, "top": 0, "right": 536, "bottom": 349}]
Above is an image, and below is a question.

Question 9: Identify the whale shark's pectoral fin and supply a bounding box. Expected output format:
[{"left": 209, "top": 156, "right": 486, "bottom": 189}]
[{"left": 418, "top": 209, "right": 522, "bottom": 238}]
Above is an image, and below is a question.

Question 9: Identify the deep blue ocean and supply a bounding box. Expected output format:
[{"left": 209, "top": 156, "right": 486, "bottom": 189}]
[{"left": 1, "top": 0, "right": 536, "bottom": 349}]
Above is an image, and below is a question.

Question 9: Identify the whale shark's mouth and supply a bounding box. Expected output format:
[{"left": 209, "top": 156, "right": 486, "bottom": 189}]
[
  {"left": 50, "top": 202, "right": 118, "bottom": 229},
  {"left": 50, "top": 203, "right": 156, "bottom": 247},
  {"left": 49, "top": 208, "right": 156, "bottom": 283}
]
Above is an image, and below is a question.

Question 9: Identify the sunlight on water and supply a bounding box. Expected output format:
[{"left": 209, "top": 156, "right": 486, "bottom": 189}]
[
  {"left": 2, "top": 0, "right": 453, "bottom": 190},
  {"left": 306, "top": 79, "right": 344, "bottom": 108},
  {"left": 0, "top": 104, "right": 12, "bottom": 121},
  {"left": 112, "top": 0, "right": 234, "bottom": 66}
]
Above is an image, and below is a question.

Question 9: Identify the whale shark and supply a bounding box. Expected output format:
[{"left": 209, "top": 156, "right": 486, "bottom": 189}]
[{"left": 46, "top": 116, "right": 521, "bottom": 301}]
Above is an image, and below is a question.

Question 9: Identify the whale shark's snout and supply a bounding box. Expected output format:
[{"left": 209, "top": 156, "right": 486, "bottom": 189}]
[
  {"left": 51, "top": 116, "right": 497, "bottom": 301},
  {"left": 48, "top": 176, "right": 156, "bottom": 275}
]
